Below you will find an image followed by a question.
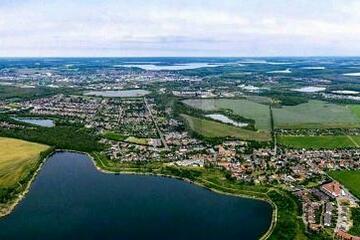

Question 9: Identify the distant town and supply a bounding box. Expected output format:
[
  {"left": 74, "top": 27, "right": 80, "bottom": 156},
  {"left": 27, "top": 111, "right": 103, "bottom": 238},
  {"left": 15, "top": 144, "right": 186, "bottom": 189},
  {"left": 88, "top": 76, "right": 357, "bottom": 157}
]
[{"left": 2, "top": 57, "right": 360, "bottom": 239}]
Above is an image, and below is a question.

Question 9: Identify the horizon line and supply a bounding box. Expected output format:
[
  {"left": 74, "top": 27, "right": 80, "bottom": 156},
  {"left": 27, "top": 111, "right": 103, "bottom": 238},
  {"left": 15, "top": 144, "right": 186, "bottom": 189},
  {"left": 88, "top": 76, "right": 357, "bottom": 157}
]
[{"left": 1, "top": 55, "right": 360, "bottom": 59}]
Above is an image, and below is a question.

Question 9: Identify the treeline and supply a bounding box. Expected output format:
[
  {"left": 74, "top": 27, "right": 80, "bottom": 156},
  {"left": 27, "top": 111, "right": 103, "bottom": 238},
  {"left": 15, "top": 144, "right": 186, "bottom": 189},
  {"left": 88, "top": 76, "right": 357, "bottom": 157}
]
[
  {"left": 0, "top": 85, "right": 77, "bottom": 100},
  {"left": 0, "top": 126, "right": 104, "bottom": 153}
]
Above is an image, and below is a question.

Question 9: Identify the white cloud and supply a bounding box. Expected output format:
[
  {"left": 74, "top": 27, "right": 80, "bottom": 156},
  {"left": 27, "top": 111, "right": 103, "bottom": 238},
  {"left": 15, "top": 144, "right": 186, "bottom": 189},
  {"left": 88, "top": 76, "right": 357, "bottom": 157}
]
[{"left": 1, "top": 0, "right": 360, "bottom": 56}]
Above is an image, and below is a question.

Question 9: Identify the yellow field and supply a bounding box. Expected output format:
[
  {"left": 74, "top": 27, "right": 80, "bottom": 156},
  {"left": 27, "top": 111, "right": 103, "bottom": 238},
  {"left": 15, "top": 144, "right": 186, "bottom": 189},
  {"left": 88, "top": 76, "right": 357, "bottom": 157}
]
[{"left": 0, "top": 137, "right": 49, "bottom": 188}]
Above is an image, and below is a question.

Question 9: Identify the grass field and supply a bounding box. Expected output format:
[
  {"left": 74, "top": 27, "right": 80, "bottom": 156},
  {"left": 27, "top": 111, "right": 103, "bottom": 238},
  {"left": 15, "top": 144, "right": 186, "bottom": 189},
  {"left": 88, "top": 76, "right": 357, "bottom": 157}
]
[
  {"left": 182, "top": 98, "right": 272, "bottom": 130},
  {"left": 103, "top": 131, "right": 127, "bottom": 141},
  {"left": 273, "top": 100, "right": 360, "bottom": 129},
  {"left": 350, "top": 105, "right": 360, "bottom": 120},
  {"left": 277, "top": 135, "right": 360, "bottom": 149},
  {"left": 328, "top": 170, "right": 360, "bottom": 199},
  {"left": 0, "top": 137, "right": 49, "bottom": 188},
  {"left": 125, "top": 136, "right": 149, "bottom": 145},
  {"left": 103, "top": 132, "right": 149, "bottom": 145},
  {"left": 183, "top": 99, "right": 360, "bottom": 130},
  {"left": 182, "top": 114, "right": 271, "bottom": 141}
]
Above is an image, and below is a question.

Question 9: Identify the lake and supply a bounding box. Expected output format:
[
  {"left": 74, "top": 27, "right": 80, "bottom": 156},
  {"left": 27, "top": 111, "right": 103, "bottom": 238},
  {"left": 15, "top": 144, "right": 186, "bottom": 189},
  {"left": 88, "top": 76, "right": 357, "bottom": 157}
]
[
  {"left": 84, "top": 89, "right": 150, "bottom": 97},
  {"left": 343, "top": 72, "right": 360, "bottom": 77},
  {"left": 12, "top": 117, "right": 55, "bottom": 127},
  {"left": 0, "top": 152, "right": 272, "bottom": 240},
  {"left": 206, "top": 113, "right": 248, "bottom": 127},
  {"left": 292, "top": 86, "right": 326, "bottom": 93},
  {"left": 113, "top": 63, "right": 223, "bottom": 70}
]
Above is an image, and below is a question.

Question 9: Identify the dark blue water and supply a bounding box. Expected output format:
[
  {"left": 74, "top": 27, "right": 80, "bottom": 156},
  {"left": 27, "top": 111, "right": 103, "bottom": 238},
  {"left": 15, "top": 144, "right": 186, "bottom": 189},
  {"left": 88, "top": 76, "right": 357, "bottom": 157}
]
[{"left": 0, "top": 152, "right": 272, "bottom": 240}]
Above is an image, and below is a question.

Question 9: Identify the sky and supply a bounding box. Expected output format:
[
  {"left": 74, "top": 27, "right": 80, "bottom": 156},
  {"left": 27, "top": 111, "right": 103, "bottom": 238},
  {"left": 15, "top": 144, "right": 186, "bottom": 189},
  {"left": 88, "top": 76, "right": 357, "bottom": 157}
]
[{"left": 1, "top": 0, "right": 360, "bottom": 57}]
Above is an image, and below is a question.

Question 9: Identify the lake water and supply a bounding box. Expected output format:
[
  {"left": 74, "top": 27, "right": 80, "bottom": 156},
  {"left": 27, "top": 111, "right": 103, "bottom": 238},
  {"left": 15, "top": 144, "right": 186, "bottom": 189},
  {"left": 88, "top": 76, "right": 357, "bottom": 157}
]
[
  {"left": 301, "top": 66, "right": 326, "bottom": 70},
  {"left": 292, "top": 86, "right": 326, "bottom": 93},
  {"left": 114, "top": 63, "right": 223, "bottom": 70},
  {"left": 332, "top": 90, "right": 359, "bottom": 95},
  {"left": 13, "top": 117, "right": 55, "bottom": 127},
  {"left": 206, "top": 114, "right": 248, "bottom": 127},
  {"left": 343, "top": 72, "right": 360, "bottom": 77},
  {"left": 0, "top": 152, "right": 272, "bottom": 240},
  {"left": 84, "top": 89, "right": 150, "bottom": 97},
  {"left": 267, "top": 68, "right": 292, "bottom": 74}
]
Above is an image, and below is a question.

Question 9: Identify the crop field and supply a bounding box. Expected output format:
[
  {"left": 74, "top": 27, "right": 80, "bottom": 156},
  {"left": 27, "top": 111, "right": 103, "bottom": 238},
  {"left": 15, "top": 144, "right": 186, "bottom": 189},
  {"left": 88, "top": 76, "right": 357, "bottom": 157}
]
[
  {"left": 277, "top": 135, "right": 360, "bottom": 149},
  {"left": 273, "top": 100, "right": 360, "bottom": 129},
  {"left": 182, "top": 98, "right": 271, "bottom": 130},
  {"left": 0, "top": 137, "right": 49, "bottom": 187},
  {"left": 328, "top": 170, "right": 360, "bottom": 199},
  {"left": 181, "top": 114, "right": 271, "bottom": 141}
]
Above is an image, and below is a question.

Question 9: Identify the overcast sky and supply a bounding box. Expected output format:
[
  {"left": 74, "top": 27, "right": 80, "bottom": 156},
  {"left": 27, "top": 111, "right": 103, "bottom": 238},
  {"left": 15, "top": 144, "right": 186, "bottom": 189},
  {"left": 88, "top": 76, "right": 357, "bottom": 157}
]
[{"left": 1, "top": 0, "right": 360, "bottom": 57}]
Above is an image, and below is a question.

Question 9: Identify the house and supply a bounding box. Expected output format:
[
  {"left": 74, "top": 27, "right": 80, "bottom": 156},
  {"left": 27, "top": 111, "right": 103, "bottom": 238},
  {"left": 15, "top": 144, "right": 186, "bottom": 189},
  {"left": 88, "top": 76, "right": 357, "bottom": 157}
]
[
  {"left": 321, "top": 181, "right": 342, "bottom": 199},
  {"left": 335, "top": 230, "right": 360, "bottom": 240}
]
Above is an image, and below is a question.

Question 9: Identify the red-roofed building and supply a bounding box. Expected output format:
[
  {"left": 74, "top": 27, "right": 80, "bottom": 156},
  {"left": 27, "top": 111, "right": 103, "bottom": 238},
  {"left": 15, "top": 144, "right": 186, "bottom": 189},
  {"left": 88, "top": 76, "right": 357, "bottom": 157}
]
[
  {"left": 336, "top": 230, "right": 360, "bottom": 240},
  {"left": 321, "top": 181, "right": 342, "bottom": 199}
]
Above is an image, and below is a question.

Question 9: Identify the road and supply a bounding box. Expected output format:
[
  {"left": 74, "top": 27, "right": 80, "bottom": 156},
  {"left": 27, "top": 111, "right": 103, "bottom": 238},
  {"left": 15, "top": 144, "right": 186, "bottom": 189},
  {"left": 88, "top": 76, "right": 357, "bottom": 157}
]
[{"left": 144, "top": 97, "right": 169, "bottom": 149}]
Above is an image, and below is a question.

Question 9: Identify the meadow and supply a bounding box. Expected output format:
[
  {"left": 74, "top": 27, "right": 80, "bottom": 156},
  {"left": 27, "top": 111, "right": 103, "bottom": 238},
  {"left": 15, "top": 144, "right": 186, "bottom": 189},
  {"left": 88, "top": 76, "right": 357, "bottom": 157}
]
[
  {"left": 273, "top": 100, "right": 360, "bottom": 129},
  {"left": 277, "top": 135, "right": 360, "bottom": 149},
  {"left": 328, "top": 170, "right": 360, "bottom": 199},
  {"left": 181, "top": 114, "right": 271, "bottom": 141},
  {"left": 182, "top": 98, "right": 271, "bottom": 130},
  {"left": 103, "top": 131, "right": 127, "bottom": 141},
  {"left": 183, "top": 98, "right": 360, "bottom": 132},
  {"left": 0, "top": 137, "right": 49, "bottom": 188},
  {"left": 125, "top": 136, "right": 149, "bottom": 145},
  {"left": 350, "top": 105, "right": 360, "bottom": 119}
]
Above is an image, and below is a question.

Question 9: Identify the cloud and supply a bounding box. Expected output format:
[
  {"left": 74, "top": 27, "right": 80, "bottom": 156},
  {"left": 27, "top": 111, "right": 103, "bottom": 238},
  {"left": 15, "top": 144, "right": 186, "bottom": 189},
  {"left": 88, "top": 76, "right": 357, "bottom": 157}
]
[{"left": 1, "top": 0, "right": 360, "bottom": 56}]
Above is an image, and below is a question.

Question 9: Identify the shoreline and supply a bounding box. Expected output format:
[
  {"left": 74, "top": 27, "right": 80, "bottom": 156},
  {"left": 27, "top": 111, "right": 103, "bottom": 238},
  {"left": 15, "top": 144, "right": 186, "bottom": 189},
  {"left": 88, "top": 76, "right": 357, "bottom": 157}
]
[
  {"left": 0, "top": 149, "right": 277, "bottom": 239},
  {"left": 85, "top": 151, "right": 277, "bottom": 240},
  {"left": 0, "top": 150, "right": 56, "bottom": 218}
]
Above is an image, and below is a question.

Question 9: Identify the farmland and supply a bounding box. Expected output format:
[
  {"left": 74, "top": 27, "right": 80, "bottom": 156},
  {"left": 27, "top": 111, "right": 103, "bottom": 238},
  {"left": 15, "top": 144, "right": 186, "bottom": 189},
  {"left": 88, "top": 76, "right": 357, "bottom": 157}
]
[
  {"left": 273, "top": 100, "right": 360, "bottom": 129},
  {"left": 277, "top": 135, "right": 360, "bottom": 149},
  {"left": 328, "top": 170, "right": 360, "bottom": 199},
  {"left": 0, "top": 137, "right": 50, "bottom": 187},
  {"left": 183, "top": 98, "right": 360, "bottom": 131},
  {"left": 181, "top": 114, "right": 271, "bottom": 141},
  {"left": 182, "top": 98, "right": 271, "bottom": 130}
]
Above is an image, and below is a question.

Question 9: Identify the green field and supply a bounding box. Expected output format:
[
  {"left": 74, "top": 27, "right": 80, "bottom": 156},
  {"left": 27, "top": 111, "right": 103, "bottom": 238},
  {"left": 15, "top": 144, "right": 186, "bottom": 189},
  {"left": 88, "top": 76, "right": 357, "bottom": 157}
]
[
  {"left": 182, "top": 114, "right": 271, "bottom": 141},
  {"left": 0, "top": 137, "right": 50, "bottom": 187},
  {"left": 104, "top": 132, "right": 149, "bottom": 145},
  {"left": 350, "top": 105, "right": 360, "bottom": 119},
  {"left": 273, "top": 100, "right": 360, "bottom": 129},
  {"left": 182, "top": 98, "right": 271, "bottom": 130},
  {"left": 125, "top": 136, "right": 149, "bottom": 145},
  {"left": 328, "top": 170, "right": 360, "bottom": 199},
  {"left": 103, "top": 131, "right": 127, "bottom": 141},
  {"left": 183, "top": 99, "right": 360, "bottom": 130},
  {"left": 278, "top": 135, "right": 360, "bottom": 149}
]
